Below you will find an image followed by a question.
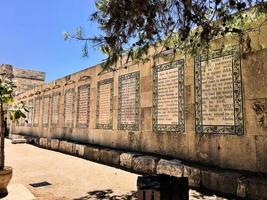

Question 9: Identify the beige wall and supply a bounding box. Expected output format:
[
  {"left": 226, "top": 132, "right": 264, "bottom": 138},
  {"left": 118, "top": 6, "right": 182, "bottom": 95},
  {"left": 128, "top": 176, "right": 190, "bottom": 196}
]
[{"left": 13, "top": 15, "right": 267, "bottom": 174}]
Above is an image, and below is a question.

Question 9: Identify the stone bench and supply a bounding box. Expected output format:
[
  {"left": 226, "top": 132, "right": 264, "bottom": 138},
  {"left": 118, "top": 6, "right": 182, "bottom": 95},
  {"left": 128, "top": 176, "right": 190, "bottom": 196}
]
[{"left": 11, "top": 138, "right": 27, "bottom": 144}]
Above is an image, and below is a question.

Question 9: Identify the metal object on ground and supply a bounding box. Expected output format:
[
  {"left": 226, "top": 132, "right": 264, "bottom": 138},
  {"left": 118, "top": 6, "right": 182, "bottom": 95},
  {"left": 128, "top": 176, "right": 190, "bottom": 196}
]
[
  {"left": 29, "top": 181, "right": 52, "bottom": 188},
  {"left": 137, "top": 174, "right": 188, "bottom": 200}
]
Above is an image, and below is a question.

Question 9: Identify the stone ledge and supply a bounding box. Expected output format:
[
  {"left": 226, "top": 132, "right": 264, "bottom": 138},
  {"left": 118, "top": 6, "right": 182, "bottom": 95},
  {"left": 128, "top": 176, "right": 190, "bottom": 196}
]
[
  {"left": 51, "top": 139, "right": 60, "bottom": 151},
  {"left": 84, "top": 146, "right": 100, "bottom": 162},
  {"left": 156, "top": 159, "right": 184, "bottom": 177},
  {"left": 237, "top": 177, "right": 267, "bottom": 200},
  {"left": 132, "top": 156, "right": 159, "bottom": 174},
  {"left": 156, "top": 159, "right": 201, "bottom": 188},
  {"left": 11, "top": 138, "right": 27, "bottom": 144},
  {"left": 119, "top": 152, "right": 141, "bottom": 169},
  {"left": 75, "top": 144, "right": 85, "bottom": 157},
  {"left": 183, "top": 165, "right": 201, "bottom": 188},
  {"left": 99, "top": 148, "right": 122, "bottom": 165},
  {"left": 39, "top": 138, "right": 48, "bottom": 148},
  {"left": 11, "top": 134, "right": 267, "bottom": 200},
  {"left": 201, "top": 169, "right": 241, "bottom": 196}
]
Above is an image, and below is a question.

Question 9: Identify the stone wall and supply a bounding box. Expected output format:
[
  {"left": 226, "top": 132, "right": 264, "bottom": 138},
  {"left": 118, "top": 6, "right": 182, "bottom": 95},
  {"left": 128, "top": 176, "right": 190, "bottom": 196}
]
[
  {"left": 0, "top": 64, "right": 45, "bottom": 95},
  {"left": 12, "top": 14, "right": 267, "bottom": 175}
]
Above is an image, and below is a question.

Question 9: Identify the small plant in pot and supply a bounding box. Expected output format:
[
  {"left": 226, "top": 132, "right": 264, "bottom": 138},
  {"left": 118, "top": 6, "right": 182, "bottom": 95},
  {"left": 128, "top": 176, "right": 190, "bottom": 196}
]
[{"left": 0, "top": 72, "right": 27, "bottom": 198}]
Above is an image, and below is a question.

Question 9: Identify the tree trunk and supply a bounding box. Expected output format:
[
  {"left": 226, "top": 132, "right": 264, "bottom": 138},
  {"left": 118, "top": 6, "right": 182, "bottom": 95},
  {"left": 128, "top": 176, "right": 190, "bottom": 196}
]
[{"left": 0, "top": 100, "right": 4, "bottom": 170}]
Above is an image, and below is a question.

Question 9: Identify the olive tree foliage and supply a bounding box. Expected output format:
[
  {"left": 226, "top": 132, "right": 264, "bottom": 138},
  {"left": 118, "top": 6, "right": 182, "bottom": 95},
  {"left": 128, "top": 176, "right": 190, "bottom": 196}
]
[
  {"left": 64, "top": 0, "right": 267, "bottom": 68},
  {"left": 0, "top": 74, "right": 28, "bottom": 169}
]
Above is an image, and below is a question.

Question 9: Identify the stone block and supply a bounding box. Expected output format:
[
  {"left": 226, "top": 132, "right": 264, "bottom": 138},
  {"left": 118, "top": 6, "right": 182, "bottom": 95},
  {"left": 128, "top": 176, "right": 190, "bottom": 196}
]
[
  {"left": 241, "top": 177, "right": 267, "bottom": 200},
  {"left": 11, "top": 138, "right": 27, "bottom": 144},
  {"left": 237, "top": 177, "right": 248, "bottom": 198},
  {"left": 201, "top": 169, "right": 241, "bottom": 196},
  {"left": 59, "top": 141, "right": 68, "bottom": 153},
  {"left": 51, "top": 139, "right": 60, "bottom": 151},
  {"left": 39, "top": 138, "right": 47, "bottom": 148},
  {"left": 84, "top": 146, "right": 100, "bottom": 162},
  {"left": 75, "top": 144, "right": 85, "bottom": 157},
  {"left": 119, "top": 152, "right": 141, "bottom": 169},
  {"left": 156, "top": 159, "right": 184, "bottom": 178},
  {"left": 64, "top": 141, "right": 76, "bottom": 155},
  {"left": 47, "top": 138, "right": 51, "bottom": 149},
  {"left": 183, "top": 165, "right": 201, "bottom": 188},
  {"left": 99, "top": 148, "right": 122, "bottom": 165},
  {"left": 32, "top": 138, "right": 39, "bottom": 146},
  {"left": 132, "top": 156, "right": 159, "bottom": 174}
]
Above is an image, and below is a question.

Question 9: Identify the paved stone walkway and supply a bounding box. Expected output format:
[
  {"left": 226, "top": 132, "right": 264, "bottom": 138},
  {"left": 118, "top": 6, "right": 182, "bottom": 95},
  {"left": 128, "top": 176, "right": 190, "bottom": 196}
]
[{"left": 5, "top": 140, "right": 228, "bottom": 200}]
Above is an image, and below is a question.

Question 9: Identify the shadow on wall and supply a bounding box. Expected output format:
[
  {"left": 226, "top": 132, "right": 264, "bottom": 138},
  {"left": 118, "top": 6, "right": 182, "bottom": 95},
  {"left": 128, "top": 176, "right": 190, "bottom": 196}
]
[{"left": 74, "top": 189, "right": 137, "bottom": 200}]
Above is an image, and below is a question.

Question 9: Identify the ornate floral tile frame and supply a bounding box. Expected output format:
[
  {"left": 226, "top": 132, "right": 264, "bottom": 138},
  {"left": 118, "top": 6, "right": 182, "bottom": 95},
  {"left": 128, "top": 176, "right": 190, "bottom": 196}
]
[
  {"left": 152, "top": 59, "right": 185, "bottom": 133},
  {"left": 33, "top": 96, "right": 41, "bottom": 127},
  {"left": 51, "top": 91, "right": 61, "bottom": 126},
  {"left": 76, "top": 84, "right": 90, "bottom": 128},
  {"left": 194, "top": 48, "right": 244, "bottom": 135},
  {"left": 118, "top": 71, "right": 140, "bottom": 131},
  {"left": 42, "top": 94, "right": 51, "bottom": 127},
  {"left": 96, "top": 78, "right": 113, "bottom": 129},
  {"left": 64, "top": 88, "right": 75, "bottom": 127}
]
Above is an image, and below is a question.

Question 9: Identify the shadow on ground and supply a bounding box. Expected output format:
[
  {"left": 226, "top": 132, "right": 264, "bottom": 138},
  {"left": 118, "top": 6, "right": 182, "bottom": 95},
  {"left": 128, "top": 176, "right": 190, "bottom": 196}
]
[
  {"left": 74, "top": 189, "right": 137, "bottom": 200},
  {"left": 74, "top": 189, "right": 231, "bottom": 200}
]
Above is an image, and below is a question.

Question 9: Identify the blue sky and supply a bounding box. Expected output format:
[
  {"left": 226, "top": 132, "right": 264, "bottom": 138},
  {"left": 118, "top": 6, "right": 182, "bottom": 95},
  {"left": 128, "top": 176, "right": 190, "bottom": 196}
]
[{"left": 0, "top": 0, "right": 106, "bottom": 82}]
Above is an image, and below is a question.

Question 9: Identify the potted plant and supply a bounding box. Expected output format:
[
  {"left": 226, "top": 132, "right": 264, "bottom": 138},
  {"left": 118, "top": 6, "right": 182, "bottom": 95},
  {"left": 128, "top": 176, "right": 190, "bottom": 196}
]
[{"left": 0, "top": 71, "right": 27, "bottom": 197}]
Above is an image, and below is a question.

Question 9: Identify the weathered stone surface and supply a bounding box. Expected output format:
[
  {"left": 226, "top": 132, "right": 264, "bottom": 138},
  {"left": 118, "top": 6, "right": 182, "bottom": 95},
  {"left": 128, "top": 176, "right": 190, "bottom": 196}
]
[
  {"left": 51, "top": 139, "right": 60, "bottom": 151},
  {"left": 99, "top": 148, "right": 122, "bottom": 165},
  {"left": 244, "top": 177, "right": 267, "bottom": 200},
  {"left": 39, "top": 138, "right": 47, "bottom": 148},
  {"left": 75, "top": 144, "right": 85, "bottom": 157},
  {"left": 119, "top": 152, "right": 141, "bottom": 169},
  {"left": 201, "top": 169, "right": 241, "bottom": 196},
  {"left": 156, "top": 159, "right": 184, "bottom": 177},
  {"left": 84, "top": 146, "right": 100, "bottom": 161},
  {"left": 46, "top": 139, "right": 51, "bottom": 149},
  {"left": 32, "top": 138, "right": 39, "bottom": 146},
  {"left": 183, "top": 165, "right": 201, "bottom": 188},
  {"left": 237, "top": 177, "right": 248, "bottom": 198},
  {"left": 59, "top": 141, "right": 68, "bottom": 153},
  {"left": 132, "top": 156, "right": 159, "bottom": 174},
  {"left": 11, "top": 138, "right": 27, "bottom": 144},
  {"left": 64, "top": 142, "right": 76, "bottom": 155}
]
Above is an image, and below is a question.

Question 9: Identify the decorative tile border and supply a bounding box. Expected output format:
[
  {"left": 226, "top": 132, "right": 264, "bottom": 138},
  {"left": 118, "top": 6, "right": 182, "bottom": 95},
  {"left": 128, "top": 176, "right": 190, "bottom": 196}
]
[
  {"left": 64, "top": 88, "right": 75, "bottom": 127},
  {"left": 194, "top": 47, "right": 244, "bottom": 135},
  {"left": 96, "top": 78, "right": 113, "bottom": 129},
  {"left": 118, "top": 71, "right": 140, "bottom": 131},
  {"left": 42, "top": 95, "right": 50, "bottom": 127},
  {"left": 152, "top": 59, "right": 185, "bottom": 133},
  {"left": 51, "top": 91, "right": 61, "bottom": 126},
  {"left": 76, "top": 84, "right": 90, "bottom": 128}
]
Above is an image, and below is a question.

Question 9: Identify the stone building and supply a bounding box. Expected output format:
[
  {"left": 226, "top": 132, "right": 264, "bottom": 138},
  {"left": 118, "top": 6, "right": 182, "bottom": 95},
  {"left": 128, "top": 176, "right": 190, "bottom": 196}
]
[
  {"left": 0, "top": 64, "right": 45, "bottom": 96},
  {"left": 11, "top": 10, "right": 267, "bottom": 200}
]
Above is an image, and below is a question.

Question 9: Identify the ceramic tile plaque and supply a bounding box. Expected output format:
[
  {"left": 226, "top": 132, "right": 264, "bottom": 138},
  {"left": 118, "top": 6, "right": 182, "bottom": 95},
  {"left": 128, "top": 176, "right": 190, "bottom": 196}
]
[
  {"left": 42, "top": 95, "right": 50, "bottom": 126},
  {"left": 33, "top": 97, "right": 41, "bottom": 126},
  {"left": 27, "top": 100, "right": 33, "bottom": 126},
  {"left": 118, "top": 71, "right": 140, "bottom": 130},
  {"left": 51, "top": 92, "right": 60, "bottom": 125},
  {"left": 96, "top": 78, "right": 113, "bottom": 129},
  {"left": 77, "top": 84, "right": 90, "bottom": 127},
  {"left": 64, "top": 88, "right": 75, "bottom": 127},
  {"left": 195, "top": 48, "right": 243, "bottom": 134},
  {"left": 153, "top": 60, "right": 185, "bottom": 132}
]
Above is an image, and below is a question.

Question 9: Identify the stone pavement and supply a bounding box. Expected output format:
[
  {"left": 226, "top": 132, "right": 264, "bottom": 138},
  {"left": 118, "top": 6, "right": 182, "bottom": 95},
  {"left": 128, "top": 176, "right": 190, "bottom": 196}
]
[
  {"left": 5, "top": 140, "right": 227, "bottom": 200},
  {"left": 3, "top": 184, "right": 35, "bottom": 200}
]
